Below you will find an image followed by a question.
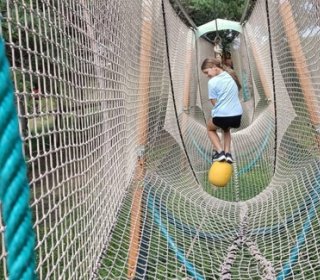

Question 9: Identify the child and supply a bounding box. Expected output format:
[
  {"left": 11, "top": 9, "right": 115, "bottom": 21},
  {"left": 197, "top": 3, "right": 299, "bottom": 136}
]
[{"left": 201, "top": 58, "right": 242, "bottom": 163}]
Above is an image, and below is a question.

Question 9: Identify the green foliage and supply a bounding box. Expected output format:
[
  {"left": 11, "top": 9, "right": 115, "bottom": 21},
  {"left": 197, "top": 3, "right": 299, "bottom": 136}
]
[
  {"left": 170, "top": 0, "right": 246, "bottom": 51},
  {"left": 178, "top": 0, "right": 245, "bottom": 26}
]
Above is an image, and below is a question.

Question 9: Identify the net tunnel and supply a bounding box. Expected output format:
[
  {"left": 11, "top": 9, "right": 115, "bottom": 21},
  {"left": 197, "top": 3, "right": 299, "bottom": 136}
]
[{"left": 0, "top": 0, "right": 320, "bottom": 279}]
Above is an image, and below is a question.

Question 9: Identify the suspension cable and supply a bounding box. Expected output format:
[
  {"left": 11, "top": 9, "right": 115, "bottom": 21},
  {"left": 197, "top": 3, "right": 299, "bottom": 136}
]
[{"left": 170, "top": 0, "right": 198, "bottom": 30}]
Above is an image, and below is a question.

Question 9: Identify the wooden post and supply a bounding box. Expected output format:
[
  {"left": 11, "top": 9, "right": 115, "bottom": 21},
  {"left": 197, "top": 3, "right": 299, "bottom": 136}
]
[
  {"left": 279, "top": 0, "right": 320, "bottom": 145},
  {"left": 127, "top": 172, "right": 144, "bottom": 279},
  {"left": 181, "top": 35, "right": 193, "bottom": 171},
  {"left": 183, "top": 47, "right": 193, "bottom": 113},
  {"left": 127, "top": 9, "right": 153, "bottom": 279},
  {"left": 181, "top": 34, "right": 193, "bottom": 134}
]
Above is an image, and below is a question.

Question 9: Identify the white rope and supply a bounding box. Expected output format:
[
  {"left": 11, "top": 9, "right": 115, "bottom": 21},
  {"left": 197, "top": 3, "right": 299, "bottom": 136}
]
[{"left": 1, "top": 0, "right": 320, "bottom": 279}]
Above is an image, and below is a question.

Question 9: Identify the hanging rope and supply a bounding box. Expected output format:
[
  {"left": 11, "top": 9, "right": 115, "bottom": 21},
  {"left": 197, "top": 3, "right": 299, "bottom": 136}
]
[
  {"left": 0, "top": 38, "right": 37, "bottom": 279},
  {"left": 213, "top": 0, "right": 223, "bottom": 57}
]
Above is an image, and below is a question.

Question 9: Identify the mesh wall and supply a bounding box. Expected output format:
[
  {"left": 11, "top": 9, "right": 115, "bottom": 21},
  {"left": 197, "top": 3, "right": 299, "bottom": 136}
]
[{"left": 1, "top": 0, "right": 320, "bottom": 279}]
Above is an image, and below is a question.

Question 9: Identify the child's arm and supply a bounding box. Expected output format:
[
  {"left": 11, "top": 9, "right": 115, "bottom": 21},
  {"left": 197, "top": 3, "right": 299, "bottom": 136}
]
[{"left": 210, "top": 99, "right": 217, "bottom": 106}]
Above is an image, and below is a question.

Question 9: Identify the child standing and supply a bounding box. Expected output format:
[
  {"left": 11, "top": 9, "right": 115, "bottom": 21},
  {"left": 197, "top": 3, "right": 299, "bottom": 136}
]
[{"left": 201, "top": 58, "right": 242, "bottom": 163}]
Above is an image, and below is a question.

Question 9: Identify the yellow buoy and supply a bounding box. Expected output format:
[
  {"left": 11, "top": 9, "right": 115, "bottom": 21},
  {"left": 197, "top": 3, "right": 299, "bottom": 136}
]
[{"left": 208, "top": 161, "right": 233, "bottom": 187}]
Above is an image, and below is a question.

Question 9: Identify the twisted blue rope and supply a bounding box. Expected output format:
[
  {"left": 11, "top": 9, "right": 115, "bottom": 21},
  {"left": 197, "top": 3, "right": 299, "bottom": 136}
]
[
  {"left": 148, "top": 192, "right": 204, "bottom": 280},
  {"left": 0, "top": 39, "right": 36, "bottom": 279}
]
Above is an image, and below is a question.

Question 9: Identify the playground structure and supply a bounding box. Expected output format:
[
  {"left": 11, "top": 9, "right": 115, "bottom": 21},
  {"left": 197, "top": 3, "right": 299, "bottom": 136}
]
[{"left": 0, "top": 0, "right": 320, "bottom": 279}]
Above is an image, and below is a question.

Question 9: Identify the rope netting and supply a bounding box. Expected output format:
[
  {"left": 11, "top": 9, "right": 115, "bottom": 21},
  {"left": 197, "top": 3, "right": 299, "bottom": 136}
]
[{"left": 0, "top": 0, "right": 320, "bottom": 279}]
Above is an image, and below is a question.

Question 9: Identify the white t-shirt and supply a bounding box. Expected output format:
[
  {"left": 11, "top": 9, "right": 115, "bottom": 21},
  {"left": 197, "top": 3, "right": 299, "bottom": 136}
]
[{"left": 208, "top": 71, "right": 243, "bottom": 117}]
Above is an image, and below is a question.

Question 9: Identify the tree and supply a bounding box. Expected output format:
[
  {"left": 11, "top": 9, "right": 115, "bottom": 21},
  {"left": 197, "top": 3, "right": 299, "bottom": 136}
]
[
  {"left": 171, "top": 0, "right": 245, "bottom": 26},
  {"left": 170, "top": 0, "right": 246, "bottom": 51}
]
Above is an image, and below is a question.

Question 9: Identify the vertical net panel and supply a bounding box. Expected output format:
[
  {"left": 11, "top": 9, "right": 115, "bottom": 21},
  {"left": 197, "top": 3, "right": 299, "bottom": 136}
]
[
  {"left": 197, "top": 38, "right": 215, "bottom": 122},
  {"left": 232, "top": 0, "right": 275, "bottom": 202},
  {"left": 243, "top": 1, "right": 274, "bottom": 115},
  {"left": 230, "top": 36, "right": 254, "bottom": 129},
  {"left": 237, "top": 0, "right": 320, "bottom": 279},
  {"left": 98, "top": 0, "right": 243, "bottom": 279},
  {"left": 267, "top": 0, "right": 320, "bottom": 278},
  {"left": 1, "top": 0, "right": 142, "bottom": 278}
]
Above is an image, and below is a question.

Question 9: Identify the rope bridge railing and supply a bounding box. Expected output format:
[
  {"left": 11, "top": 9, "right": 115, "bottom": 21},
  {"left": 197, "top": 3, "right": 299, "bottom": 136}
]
[{"left": 0, "top": 0, "right": 320, "bottom": 279}]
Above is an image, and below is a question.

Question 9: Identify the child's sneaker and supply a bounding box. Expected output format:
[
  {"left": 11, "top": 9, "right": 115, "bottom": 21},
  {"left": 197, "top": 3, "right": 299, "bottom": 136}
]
[
  {"left": 225, "top": 153, "right": 234, "bottom": 163},
  {"left": 212, "top": 151, "right": 226, "bottom": 162}
]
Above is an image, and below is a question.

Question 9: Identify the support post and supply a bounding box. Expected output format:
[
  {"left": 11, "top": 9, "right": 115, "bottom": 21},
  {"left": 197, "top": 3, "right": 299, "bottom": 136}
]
[
  {"left": 279, "top": 0, "right": 320, "bottom": 146},
  {"left": 183, "top": 46, "right": 192, "bottom": 113},
  {"left": 181, "top": 35, "right": 194, "bottom": 171},
  {"left": 127, "top": 6, "right": 153, "bottom": 279}
]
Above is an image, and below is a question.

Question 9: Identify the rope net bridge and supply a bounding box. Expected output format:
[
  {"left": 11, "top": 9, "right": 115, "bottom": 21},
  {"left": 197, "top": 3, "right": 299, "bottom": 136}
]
[{"left": 0, "top": 0, "right": 319, "bottom": 279}]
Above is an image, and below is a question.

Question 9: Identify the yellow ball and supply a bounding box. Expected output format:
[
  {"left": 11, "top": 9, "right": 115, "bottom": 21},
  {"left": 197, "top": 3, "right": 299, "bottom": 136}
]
[{"left": 208, "top": 161, "right": 233, "bottom": 187}]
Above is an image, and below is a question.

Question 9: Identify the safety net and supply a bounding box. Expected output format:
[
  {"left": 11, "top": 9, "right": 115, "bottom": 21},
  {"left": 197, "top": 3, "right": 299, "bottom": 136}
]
[{"left": 0, "top": 0, "right": 320, "bottom": 279}]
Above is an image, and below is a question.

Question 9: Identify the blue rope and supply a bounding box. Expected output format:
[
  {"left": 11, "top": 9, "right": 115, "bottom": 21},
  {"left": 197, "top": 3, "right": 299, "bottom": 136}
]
[
  {"left": 277, "top": 171, "right": 320, "bottom": 279},
  {"left": 0, "top": 39, "right": 37, "bottom": 279},
  {"left": 148, "top": 192, "right": 204, "bottom": 280}
]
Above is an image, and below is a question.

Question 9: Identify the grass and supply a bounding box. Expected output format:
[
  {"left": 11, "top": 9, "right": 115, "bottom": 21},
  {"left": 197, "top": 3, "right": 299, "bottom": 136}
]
[{"left": 2, "top": 108, "right": 320, "bottom": 279}]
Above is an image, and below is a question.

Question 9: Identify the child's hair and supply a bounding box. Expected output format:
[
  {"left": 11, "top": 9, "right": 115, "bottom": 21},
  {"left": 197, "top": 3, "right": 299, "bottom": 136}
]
[{"left": 201, "top": 58, "right": 242, "bottom": 91}]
